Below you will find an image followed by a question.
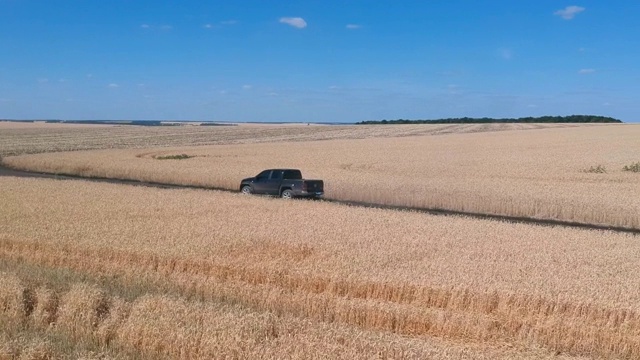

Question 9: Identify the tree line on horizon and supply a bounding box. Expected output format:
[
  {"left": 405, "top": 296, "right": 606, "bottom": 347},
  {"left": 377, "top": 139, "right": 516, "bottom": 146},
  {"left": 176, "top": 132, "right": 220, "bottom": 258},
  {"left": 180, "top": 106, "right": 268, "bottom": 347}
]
[{"left": 356, "top": 115, "right": 622, "bottom": 125}]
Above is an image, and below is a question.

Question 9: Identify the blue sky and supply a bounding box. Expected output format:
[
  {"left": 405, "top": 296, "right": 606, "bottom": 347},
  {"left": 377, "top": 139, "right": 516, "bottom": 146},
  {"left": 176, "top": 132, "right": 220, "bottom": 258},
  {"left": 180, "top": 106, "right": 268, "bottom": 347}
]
[{"left": 1, "top": 1, "right": 638, "bottom": 122}]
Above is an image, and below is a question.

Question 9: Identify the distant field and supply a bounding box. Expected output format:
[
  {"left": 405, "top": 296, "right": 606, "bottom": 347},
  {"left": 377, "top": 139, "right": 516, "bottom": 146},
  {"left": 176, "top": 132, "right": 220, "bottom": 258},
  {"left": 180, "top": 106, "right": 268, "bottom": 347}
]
[
  {"left": 4, "top": 123, "right": 639, "bottom": 229},
  {"left": 1, "top": 177, "right": 638, "bottom": 359},
  {"left": 0, "top": 121, "right": 587, "bottom": 156}
]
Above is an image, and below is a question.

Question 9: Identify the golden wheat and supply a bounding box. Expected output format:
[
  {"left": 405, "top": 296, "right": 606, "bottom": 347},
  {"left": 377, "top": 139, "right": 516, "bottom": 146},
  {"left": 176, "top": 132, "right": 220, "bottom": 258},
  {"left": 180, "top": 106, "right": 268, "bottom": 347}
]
[
  {"left": 2, "top": 122, "right": 636, "bottom": 358},
  {"left": 5, "top": 124, "right": 639, "bottom": 228},
  {"left": 0, "top": 334, "right": 54, "bottom": 360},
  {"left": 0, "top": 121, "right": 586, "bottom": 156},
  {"left": 1, "top": 273, "right": 575, "bottom": 360},
  {"left": 1, "top": 177, "right": 639, "bottom": 358}
]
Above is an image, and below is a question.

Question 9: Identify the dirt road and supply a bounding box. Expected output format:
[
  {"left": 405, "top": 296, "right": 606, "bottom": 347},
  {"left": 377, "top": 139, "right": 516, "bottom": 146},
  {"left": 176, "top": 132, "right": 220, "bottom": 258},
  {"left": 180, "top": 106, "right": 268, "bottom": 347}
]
[{"left": 1, "top": 164, "right": 637, "bottom": 235}]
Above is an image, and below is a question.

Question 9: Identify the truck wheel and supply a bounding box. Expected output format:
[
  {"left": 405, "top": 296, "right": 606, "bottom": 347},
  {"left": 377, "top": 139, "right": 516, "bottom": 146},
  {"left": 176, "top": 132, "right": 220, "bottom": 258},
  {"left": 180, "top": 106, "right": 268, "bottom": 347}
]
[
  {"left": 241, "top": 185, "right": 252, "bottom": 195},
  {"left": 281, "top": 189, "right": 293, "bottom": 199}
]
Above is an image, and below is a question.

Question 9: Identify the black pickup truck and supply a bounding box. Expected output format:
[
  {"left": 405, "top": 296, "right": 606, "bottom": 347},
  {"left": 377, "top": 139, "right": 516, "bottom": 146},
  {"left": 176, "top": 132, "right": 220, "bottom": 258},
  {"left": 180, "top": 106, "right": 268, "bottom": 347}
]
[{"left": 239, "top": 169, "right": 324, "bottom": 199}]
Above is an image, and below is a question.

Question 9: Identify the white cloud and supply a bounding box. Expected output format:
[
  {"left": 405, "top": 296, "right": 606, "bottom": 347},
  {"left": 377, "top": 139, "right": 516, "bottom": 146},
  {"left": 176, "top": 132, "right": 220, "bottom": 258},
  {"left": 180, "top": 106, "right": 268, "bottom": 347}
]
[
  {"left": 346, "top": 24, "right": 361, "bottom": 30},
  {"left": 279, "top": 17, "right": 307, "bottom": 29},
  {"left": 498, "top": 48, "right": 513, "bottom": 60},
  {"left": 446, "top": 84, "right": 463, "bottom": 95},
  {"left": 108, "top": 83, "right": 119, "bottom": 88},
  {"left": 329, "top": 85, "right": 339, "bottom": 89},
  {"left": 205, "top": 21, "right": 237, "bottom": 29},
  {"left": 242, "top": 85, "right": 252, "bottom": 90},
  {"left": 141, "top": 24, "right": 173, "bottom": 30},
  {"left": 578, "top": 68, "right": 595, "bottom": 74},
  {"left": 37, "top": 78, "right": 49, "bottom": 83},
  {"left": 603, "top": 102, "right": 611, "bottom": 106},
  {"left": 439, "top": 70, "right": 463, "bottom": 77},
  {"left": 554, "top": 6, "right": 585, "bottom": 20}
]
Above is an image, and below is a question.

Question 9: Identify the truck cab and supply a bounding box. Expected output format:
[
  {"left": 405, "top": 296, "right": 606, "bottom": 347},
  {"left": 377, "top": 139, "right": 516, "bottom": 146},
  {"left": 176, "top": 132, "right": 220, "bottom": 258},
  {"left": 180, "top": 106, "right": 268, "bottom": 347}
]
[{"left": 240, "top": 169, "right": 324, "bottom": 199}]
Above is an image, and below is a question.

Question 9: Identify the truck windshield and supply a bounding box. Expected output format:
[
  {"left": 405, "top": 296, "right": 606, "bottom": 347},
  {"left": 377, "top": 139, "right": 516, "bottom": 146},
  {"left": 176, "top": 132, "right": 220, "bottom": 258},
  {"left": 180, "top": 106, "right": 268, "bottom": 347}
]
[{"left": 283, "top": 170, "right": 302, "bottom": 179}]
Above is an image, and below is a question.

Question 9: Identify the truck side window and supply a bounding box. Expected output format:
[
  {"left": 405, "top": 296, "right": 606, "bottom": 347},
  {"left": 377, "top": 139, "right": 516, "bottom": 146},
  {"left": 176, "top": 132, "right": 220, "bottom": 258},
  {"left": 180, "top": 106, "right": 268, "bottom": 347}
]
[
  {"left": 256, "top": 171, "right": 270, "bottom": 181},
  {"left": 270, "top": 171, "right": 283, "bottom": 180},
  {"left": 283, "top": 170, "right": 302, "bottom": 179}
]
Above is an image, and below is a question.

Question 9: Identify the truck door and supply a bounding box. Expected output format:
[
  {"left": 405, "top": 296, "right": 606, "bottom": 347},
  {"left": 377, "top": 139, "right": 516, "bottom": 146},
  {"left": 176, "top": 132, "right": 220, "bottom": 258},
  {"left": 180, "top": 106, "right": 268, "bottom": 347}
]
[
  {"left": 252, "top": 170, "right": 272, "bottom": 194},
  {"left": 265, "top": 170, "right": 283, "bottom": 195}
]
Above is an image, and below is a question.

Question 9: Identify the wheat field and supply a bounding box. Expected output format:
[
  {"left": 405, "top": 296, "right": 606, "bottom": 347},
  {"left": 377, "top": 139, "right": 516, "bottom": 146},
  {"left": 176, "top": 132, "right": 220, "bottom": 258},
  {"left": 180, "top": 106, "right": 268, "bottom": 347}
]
[
  {"left": 0, "top": 120, "right": 589, "bottom": 156},
  {"left": 1, "top": 176, "right": 639, "bottom": 359},
  {"left": 2, "top": 122, "right": 639, "bottom": 358},
  {"left": 1, "top": 274, "right": 581, "bottom": 360},
  {"left": 4, "top": 123, "right": 639, "bottom": 228}
]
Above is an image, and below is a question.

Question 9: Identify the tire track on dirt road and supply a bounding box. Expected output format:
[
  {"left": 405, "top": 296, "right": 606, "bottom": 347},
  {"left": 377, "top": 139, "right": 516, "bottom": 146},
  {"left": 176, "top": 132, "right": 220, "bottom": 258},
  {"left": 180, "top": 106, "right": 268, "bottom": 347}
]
[{"left": 1, "top": 165, "right": 638, "bottom": 235}]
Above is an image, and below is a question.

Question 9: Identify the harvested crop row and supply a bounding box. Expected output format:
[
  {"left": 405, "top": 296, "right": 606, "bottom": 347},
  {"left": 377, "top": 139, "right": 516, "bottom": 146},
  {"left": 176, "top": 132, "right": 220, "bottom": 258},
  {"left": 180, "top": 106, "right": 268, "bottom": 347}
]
[
  {"left": 5, "top": 124, "right": 638, "bottom": 228},
  {"left": 1, "top": 272, "right": 576, "bottom": 360},
  {"left": 1, "top": 177, "right": 640, "bottom": 358},
  {"left": 2, "top": 237, "right": 639, "bottom": 359}
]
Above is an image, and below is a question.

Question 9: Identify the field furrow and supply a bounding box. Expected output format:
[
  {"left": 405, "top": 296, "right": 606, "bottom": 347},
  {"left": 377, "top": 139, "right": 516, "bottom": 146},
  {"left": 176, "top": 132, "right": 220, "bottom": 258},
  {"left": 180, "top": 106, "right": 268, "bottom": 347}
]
[
  {"left": 4, "top": 124, "right": 638, "bottom": 228},
  {"left": 2, "top": 271, "right": 588, "bottom": 360},
  {"left": 1, "top": 237, "right": 640, "bottom": 358},
  {"left": 1, "top": 176, "right": 640, "bottom": 358}
]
